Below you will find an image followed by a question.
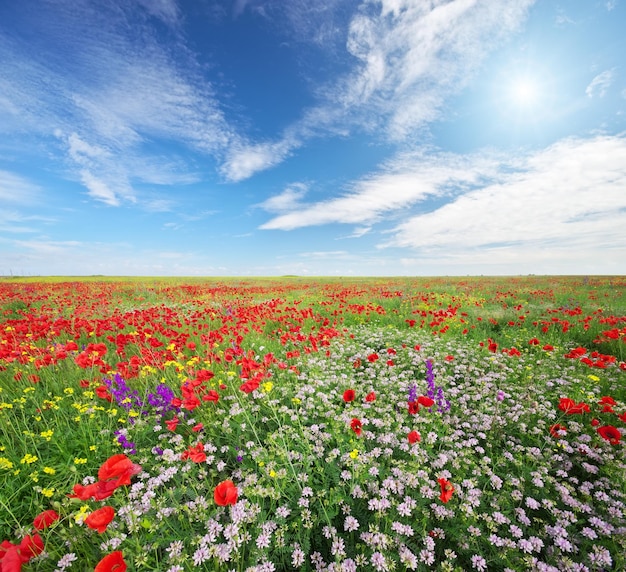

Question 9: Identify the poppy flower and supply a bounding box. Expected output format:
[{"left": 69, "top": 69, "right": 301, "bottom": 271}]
[
  {"left": 0, "top": 544, "right": 22, "bottom": 572},
  {"left": 214, "top": 480, "right": 238, "bottom": 506},
  {"left": 407, "top": 431, "right": 421, "bottom": 444},
  {"left": 85, "top": 506, "right": 115, "bottom": 533},
  {"left": 239, "top": 379, "right": 260, "bottom": 393},
  {"left": 182, "top": 443, "right": 207, "bottom": 463},
  {"left": 558, "top": 397, "right": 590, "bottom": 415},
  {"left": 33, "top": 509, "right": 59, "bottom": 530},
  {"left": 95, "top": 551, "right": 127, "bottom": 572},
  {"left": 98, "top": 454, "right": 142, "bottom": 487},
  {"left": 407, "top": 401, "right": 419, "bottom": 415},
  {"left": 597, "top": 425, "right": 621, "bottom": 445},
  {"left": 599, "top": 396, "right": 617, "bottom": 405},
  {"left": 350, "top": 418, "right": 362, "bottom": 436},
  {"left": 19, "top": 533, "right": 44, "bottom": 560},
  {"left": 365, "top": 392, "right": 376, "bottom": 402},
  {"left": 549, "top": 423, "right": 567, "bottom": 437},
  {"left": 417, "top": 395, "right": 435, "bottom": 408},
  {"left": 437, "top": 478, "right": 454, "bottom": 503},
  {"left": 367, "top": 353, "right": 379, "bottom": 362},
  {"left": 343, "top": 389, "right": 355, "bottom": 403},
  {"left": 202, "top": 390, "right": 219, "bottom": 402},
  {"left": 95, "top": 385, "right": 113, "bottom": 402},
  {"left": 165, "top": 417, "right": 179, "bottom": 431}
]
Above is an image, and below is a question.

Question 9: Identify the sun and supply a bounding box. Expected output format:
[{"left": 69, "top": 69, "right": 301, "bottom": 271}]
[{"left": 510, "top": 78, "right": 539, "bottom": 107}]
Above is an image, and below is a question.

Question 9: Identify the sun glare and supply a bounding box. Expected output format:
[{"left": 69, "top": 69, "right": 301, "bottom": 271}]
[{"left": 510, "top": 78, "right": 538, "bottom": 107}]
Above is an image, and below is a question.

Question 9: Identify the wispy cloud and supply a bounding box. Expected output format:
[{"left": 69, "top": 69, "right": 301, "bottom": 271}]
[
  {"left": 256, "top": 183, "right": 308, "bottom": 212},
  {"left": 0, "top": 171, "right": 41, "bottom": 204},
  {"left": 221, "top": 0, "right": 535, "bottom": 180},
  {"left": 259, "top": 134, "right": 626, "bottom": 273},
  {"left": 0, "top": 0, "right": 232, "bottom": 205},
  {"left": 586, "top": 69, "right": 615, "bottom": 98},
  {"left": 260, "top": 149, "right": 499, "bottom": 230},
  {"left": 382, "top": 136, "right": 626, "bottom": 267}
]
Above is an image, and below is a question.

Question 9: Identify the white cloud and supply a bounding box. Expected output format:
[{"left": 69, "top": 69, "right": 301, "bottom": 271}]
[
  {"left": 381, "top": 136, "right": 626, "bottom": 271},
  {"left": 220, "top": 138, "right": 298, "bottom": 182},
  {"left": 257, "top": 183, "right": 308, "bottom": 213},
  {"left": 260, "top": 149, "right": 500, "bottom": 230},
  {"left": 0, "top": 1, "right": 233, "bottom": 204},
  {"left": 586, "top": 69, "right": 615, "bottom": 98},
  {"left": 223, "top": 0, "right": 535, "bottom": 179},
  {"left": 0, "top": 171, "right": 40, "bottom": 204}
]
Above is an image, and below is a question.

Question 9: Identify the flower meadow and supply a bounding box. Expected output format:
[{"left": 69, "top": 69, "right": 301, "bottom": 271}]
[{"left": 0, "top": 276, "right": 625, "bottom": 572}]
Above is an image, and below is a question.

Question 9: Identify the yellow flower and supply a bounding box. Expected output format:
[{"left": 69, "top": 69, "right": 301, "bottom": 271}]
[
  {"left": 0, "top": 457, "right": 14, "bottom": 470},
  {"left": 262, "top": 382, "right": 273, "bottom": 393},
  {"left": 89, "top": 445, "right": 97, "bottom": 451},
  {"left": 43, "top": 466, "right": 56, "bottom": 475},
  {"left": 41, "top": 488, "right": 55, "bottom": 498},
  {"left": 20, "top": 454, "right": 38, "bottom": 465},
  {"left": 588, "top": 374, "right": 600, "bottom": 382},
  {"left": 74, "top": 505, "right": 89, "bottom": 524},
  {"left": 73, "top": 457, "right": 87, "bottom": 465},
  {"left": 23, "top": 387, "right": 35, "bottom": 394},
  {"left": 40, "top": 430, "right": 54, "bottom": 441},
  {"left": 64, "top": 388, "right": 74, "bottom": 395},
  {"left": 349, "top": 449, "right": 359, "bottom": 459},
  {"left": 29, "top": 471, "right": 39, "bottom": 482},
  {"left": 269, "top": 469, "right": 276, "bottom": 478}
]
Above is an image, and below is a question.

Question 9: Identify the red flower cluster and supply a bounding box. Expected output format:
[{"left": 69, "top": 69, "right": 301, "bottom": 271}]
[
  {"left": 558, "top": 397, "right": 590, "bottom": 415},
  {"left": 0, "top": 534, "right": 43, "bottom": 571},
  {"left": 181, "top": 443, "right": 207, "bottom": 463},
  {"left": 69, "top": 454, "right": 141, "bottom": 501}
]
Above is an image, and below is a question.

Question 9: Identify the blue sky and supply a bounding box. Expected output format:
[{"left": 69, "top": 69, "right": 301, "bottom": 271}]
[{"left": 1, "top": 0, "right": 625, "bottom": 276}]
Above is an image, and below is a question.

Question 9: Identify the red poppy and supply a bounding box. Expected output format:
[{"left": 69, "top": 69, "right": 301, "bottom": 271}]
[
  {"left": 95, "top": 551, "right": 127, "bottom": 572},
  {"left": 95, "top": 385, "right": 113, "bottom": 402},
  {"left": 407, "top": 401, "right": 419, "bottom": 415},
  {"left": 365, "top": 392, "right": 376, "bottom": 402},
  {"left": 407, "top": 431, "right": 421, "bottom": 444},
  {"left": 599, "top": 396, "right": 617, "bottom": 405},
  {"left": 214, "top": 480, "right": 238, "bottom": 506},
  {"left": 181, "top": 443, "right": 207, "bottom": 463},
  {"left": 549, "top": 423, "right": 567, "bottom": 437},
  {"left": 558, "top": 397, "right": 590, "bottom": 415},
  {"left": 343, "top": 389, "right": 355, "bottom": 403},
  {"left": 618, "top": 411, "right": 626, "bottom": 422},
  {"left": 165, "top": 417, "right": 179, "bottom": 431},
  {"left": 85, "top": 506, "right": 115, "bottom": 533},
  {"left": 68, "top": 482, "right": 100, "bottom": 501},
  {"left": 202, "top": 390, "right": 219, "bottom": 402},
  {"left": 98, "top": 454, "right": 142, "bottom": 487},
  {"left": 591, "top": 418, "right": 600, "bottom": 427},
  {"left": 18, "top": 533, "right": 44, "bottom": 560},
  {"left": 417, "top": 395, "right": 435, "bottom": 408},
  {"left": 350, "top": 418, "right": 362, "bottom": 436},
  {"left": 597, "top": 425, "right": 621, "bottom": 445},
  {"left": 0, "top": 544, "right": 22, "bottom": 572},
  {"left": 239, "top": 379, "right": 260, "bottom": 393},
  {"left": 437, "top": 478, "right": 454, "bottom": 503},
  {"left": 33, "top": 509, "right": 59, "bottom": 530},
  {"left": 367, "top": 353, "right": 379, "bottom": 362},
  {"left": 192, "top": 423, "right": 204, "bottom": 432}
]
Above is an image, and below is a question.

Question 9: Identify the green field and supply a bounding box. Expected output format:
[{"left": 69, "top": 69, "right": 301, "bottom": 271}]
[{"left": 1, "top": 276, "right": 624, "bottom": 571}]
